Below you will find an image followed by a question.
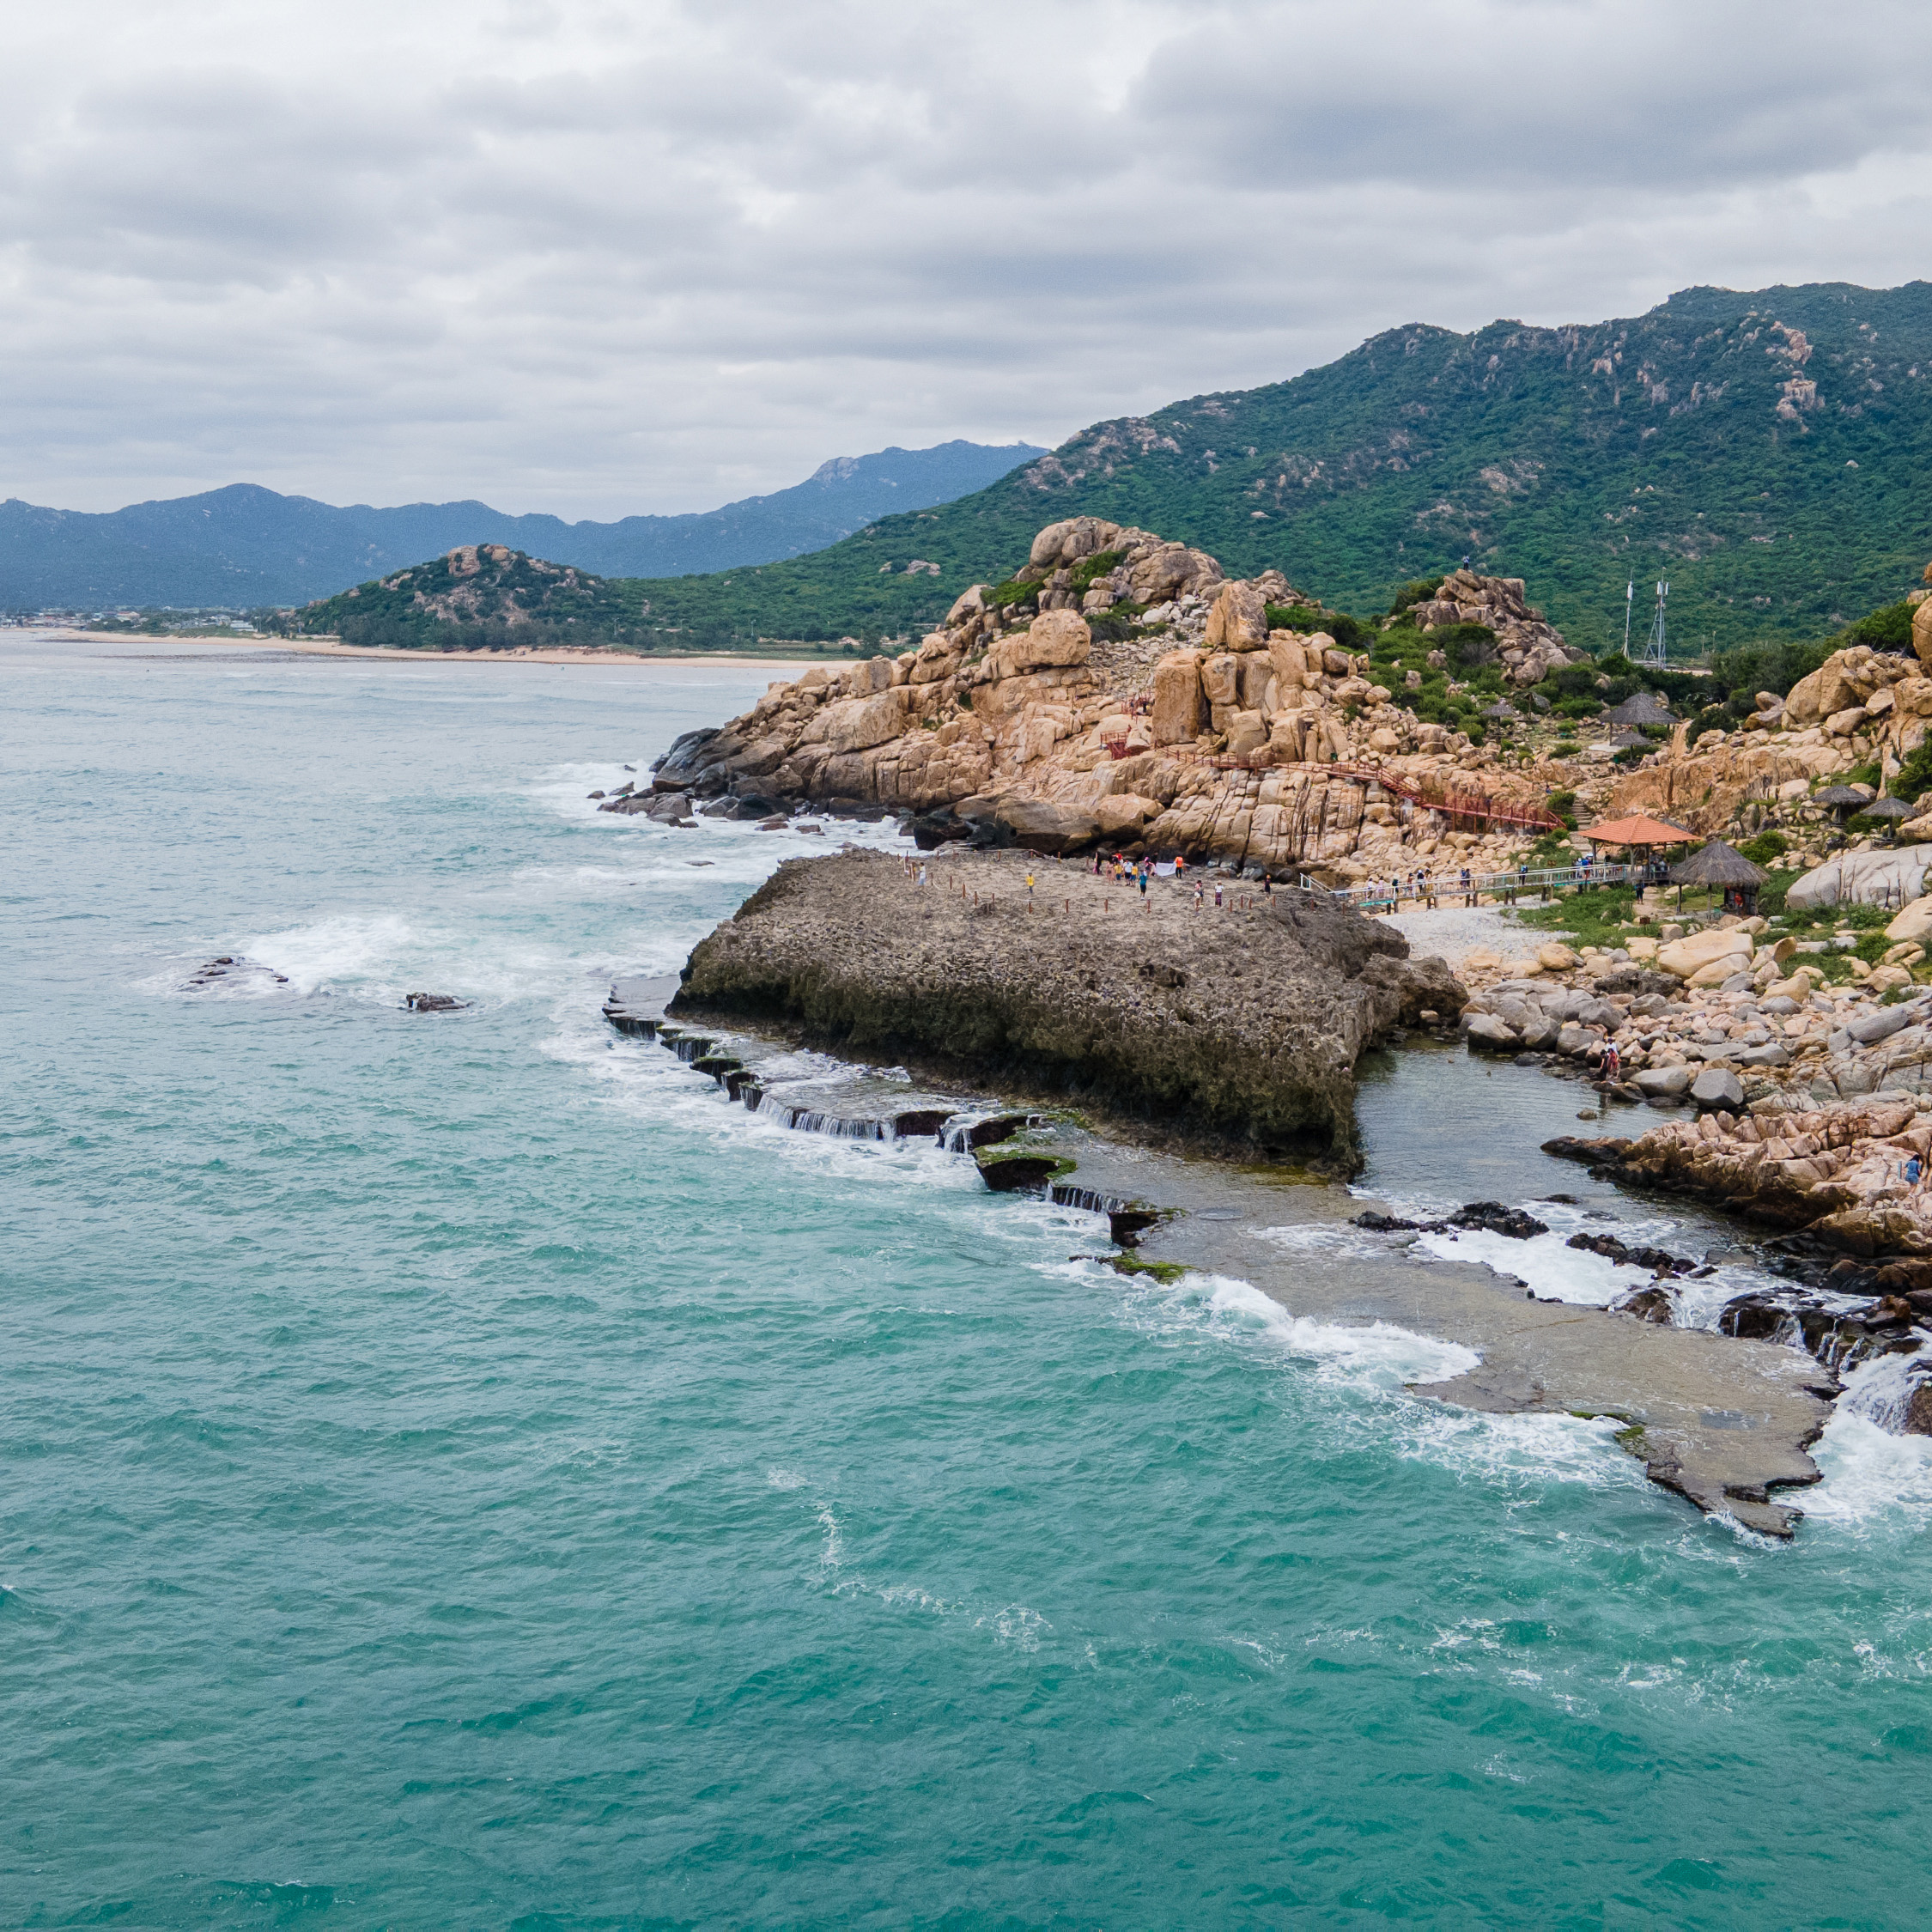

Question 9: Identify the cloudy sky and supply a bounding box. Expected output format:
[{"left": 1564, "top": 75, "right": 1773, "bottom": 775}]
[{"left": 5, "top": 0, "right": 1930, "bottom": 517}]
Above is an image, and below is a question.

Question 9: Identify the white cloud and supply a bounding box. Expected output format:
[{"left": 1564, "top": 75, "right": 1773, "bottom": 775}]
[{"left": 3, "top": 0, "right": 1930, "bottom": 516}]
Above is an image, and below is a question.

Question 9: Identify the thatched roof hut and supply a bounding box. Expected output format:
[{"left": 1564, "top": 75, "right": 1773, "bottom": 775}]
[
  {"left": 1814, "top": 784, "right": 1874, "bottom": 817},
  {"left": 1668, "top": 838, "right": 1768, "bottom": 914},
  {"left": 1856, "top": 795, "right": 1916, "bottom": 842},
  {"left": 1603, "top": 690, "right": 1676, "bottom": 728}
]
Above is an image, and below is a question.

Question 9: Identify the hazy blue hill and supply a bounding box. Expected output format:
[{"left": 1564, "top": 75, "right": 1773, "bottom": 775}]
[
  {"left": 0, "top": 440, "right": 1044, "bottom": 611},
  {"left": 620, "top": 282, "right": 1932, "bottom": 654}
]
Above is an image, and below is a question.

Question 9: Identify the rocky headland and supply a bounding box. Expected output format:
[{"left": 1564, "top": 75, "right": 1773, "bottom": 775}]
[
  {"left": 670, "top": 848, "right": 1463, "bottom": 1162},
  {"left": 615, "top": 519, "right": 1932, "bottom": 1525},
  {"left": 643, "top": 515, "right": 1579, "bottom": 880}
]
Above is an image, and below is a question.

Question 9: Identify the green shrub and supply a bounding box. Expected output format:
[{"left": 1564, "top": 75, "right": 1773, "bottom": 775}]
[
  {"left": 1068, "top": 549, "right": 1121, "bottom": 592},
  {"left": 1738, "top": 830, "right": 1789, "bottom": 866},
  {"left": 1838, "top": 600, "right": 1916, "bottom": 653},
  {"left": 1892, "top": 738, "right": 1932, "bottom": 805},
  {"left": 1085, "top": 603, "right": 1145, "bottom": 643},
  {"left": 1686, "top": 704, "right": 1728, "bottom": 749},
  {"left": 1553, "top": 694, "right": 1601, "bottom": 718},
  {"left": 1552, "top": 738, "right": 1580, "bottom": 756},
  {"left": 1546, "top": 789, "right": 1578, "bottom": 829},
  {"left": 1385, "top": 577, "right": 1445, "bottom": 620},
  {"left": 986, "top": 578, "right": 1037, "bottom": 609}
]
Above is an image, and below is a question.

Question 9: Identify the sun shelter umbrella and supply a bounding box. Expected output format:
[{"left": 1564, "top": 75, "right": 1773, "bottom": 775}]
[
  {"left": 1607, "top": 728, "right": 1651, "bottom": 751},
  {"left": 1856, "top": 795, "right": 1916, "bottom": 845},
  {"left": 1668, "top": 837, "right": 1769, "bottom": 916},
  {"left": 1814, "top": 784, "right": 1874, "bottom": 824}
]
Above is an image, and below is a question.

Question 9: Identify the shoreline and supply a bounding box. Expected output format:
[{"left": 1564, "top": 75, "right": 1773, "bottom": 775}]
[
  {"left": 26, "top": 626, "right": 825, "bottom": 669},
  {"left": 614, "top": 924, "right": 1840, "bottom": 1539}
]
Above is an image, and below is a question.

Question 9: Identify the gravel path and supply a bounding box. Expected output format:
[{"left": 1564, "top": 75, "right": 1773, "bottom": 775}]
[{"left": 1384, "top": 906, "right": 1574, "bottom": 969}]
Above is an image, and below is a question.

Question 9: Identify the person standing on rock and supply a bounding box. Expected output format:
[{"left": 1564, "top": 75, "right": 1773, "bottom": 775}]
[
  {"left": 1213, "top": 881, "right": 1224, "bottom": 909},
  {"left": 1139, "top": 866, "right": 1149, "bottom": 903},
  {"left": 1193, "top": 882, "right": 1204, "bottom": 913},
  {"left": 1025, "top": 871, "right": 1036, "bottom": 907},
  {"left": 918, "top": 863, "right": 928, "bottom": 889}
]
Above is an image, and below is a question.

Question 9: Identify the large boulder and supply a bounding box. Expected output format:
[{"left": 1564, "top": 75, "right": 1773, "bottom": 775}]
[
  {"left": 1886, "top": 895, "right": 1932, "bottom": 943},
  {"left": 1655, "top": 927, "right": 1753, "bottom": 980},
  {"left": 1095, "top": 793, "right": 1162, "bottom": 836},
  {"left": 812, "top": 690, "right": 910, "bottom": 755},
  {"left": 1128, "top": 544, "right": 1224, "bottom": 605},
  {"left": 1847, "top": 1003, "right": 1919, "bottom": 1046},
  {"left": 1028, "top": 517, "right": 1121, "bottom": 569},
  {"left": 1203, "top": 580, "right": 1269, "bottom": 652},
  {"left": 992, "top": 608, "right": 1091, "bottom": 676},
  {"left": 1786, "top": 846, "right": 1932, "bottom": 910},
  {"left": 1914, "top": 598, "right": 1932, "bottom": 667},
  {"left": 1784, "top": 653, "right": 1872, "bottom": 724},
  {"left": 1633, "top": 1066, "right": 1693, "bottom": 1097},
  {"left": 994, "top": 796, "right": 1100, "bottom": 854},
  {"left": 1690, "top": 1066, "right": 1746, "bottom": 1111},
  {"left": 1151, "top": 650, "right": 1206, "bottom": 745}
]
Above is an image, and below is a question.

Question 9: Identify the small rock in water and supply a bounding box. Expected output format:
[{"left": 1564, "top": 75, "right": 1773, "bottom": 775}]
[
  {"left": 404, "top": 992, "right": 467, "bottom": 1012},
  {"left": 1446, "top": 1201, "right": 1551, "bottom": 1240}
]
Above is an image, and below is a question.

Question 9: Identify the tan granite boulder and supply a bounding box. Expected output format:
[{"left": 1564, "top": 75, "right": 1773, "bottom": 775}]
[
  {"left": 1887, "top": 896, "right": 1932, "bottom": 943},
  {"left": 1151, "top": 650, "right": 1206, "bottom": 745},
  {"left": 1656, "top": 927, "right": 1753, "bottom": 979},
  {"left": 1914, "top": 598, "right": 1932, "bottom": 666},
  {"left": 1095, "top": 793, "right": 1163, "bottom": 836},
  {"left": 811, "top": 690, "right": 910, "bottom": 755},
  {"left": 1203, "top": 580, "right": 1269, "bottom": 652},
  {"left": 992, "top": 609, "right": 1091, "bottom": 676}
]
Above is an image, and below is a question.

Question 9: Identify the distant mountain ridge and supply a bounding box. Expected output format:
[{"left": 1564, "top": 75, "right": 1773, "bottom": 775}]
[
  {"left": 617, "top": 281, "right": 1932, "bottom": 655},
  {"left": 0, "top": 440, "right": 1046, "bottom": 610}
]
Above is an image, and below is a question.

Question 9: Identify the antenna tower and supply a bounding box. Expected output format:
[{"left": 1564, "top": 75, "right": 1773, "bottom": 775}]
[
  {"left": 1639, "top": 580, "right": 1668, "bottom": 669},
  {"left": 1622, "top": 580, "right": 1633, "bottom": 657}
]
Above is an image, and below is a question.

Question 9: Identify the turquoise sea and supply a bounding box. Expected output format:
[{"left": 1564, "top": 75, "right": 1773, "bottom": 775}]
[{"left": 5, "top": 634, "right": 1932, "bottom": 1929}]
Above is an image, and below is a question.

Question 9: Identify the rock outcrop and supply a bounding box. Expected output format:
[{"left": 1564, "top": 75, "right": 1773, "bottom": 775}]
[
  {"left": 652, "top": 518, "right": 1568, "bottom": 880},
  {"left": 669, "top": 849, "right": 1465, "bottom": 1160},
  {"left": 1405, "top": 567, "right": 1585, "bottom": 686},
  {"left": 1611, "top": 644, "right": 1932, "bottom": 836},
  {"left": 1547, "top": 1097, "right": 1932, "bottom": 1256}
]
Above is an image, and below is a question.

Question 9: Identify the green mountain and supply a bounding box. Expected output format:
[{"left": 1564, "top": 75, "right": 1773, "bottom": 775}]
[
  {"left": 293, "top": 544, "right": 644, "bottom": 649},
  {"left": 617, "top": 282, "right": 1932, "bottom": 656}
]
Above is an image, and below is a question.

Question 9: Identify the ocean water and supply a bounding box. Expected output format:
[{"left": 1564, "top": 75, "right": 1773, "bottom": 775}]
[{"left": 4, "top": 635, "right": 1932, "bottom": 1930}]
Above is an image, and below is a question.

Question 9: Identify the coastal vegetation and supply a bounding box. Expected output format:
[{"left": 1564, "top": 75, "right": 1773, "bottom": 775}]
[
  {"left": 293, "top": 544, "right": 649, "bottom": 651},
  {"left": 612, "top": 281, "right": 1932, "bottom": 653}
]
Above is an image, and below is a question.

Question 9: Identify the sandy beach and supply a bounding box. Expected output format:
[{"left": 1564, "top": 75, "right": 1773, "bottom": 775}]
[{"left": 26, "top": 625, "right": 825, "bottom": 670}]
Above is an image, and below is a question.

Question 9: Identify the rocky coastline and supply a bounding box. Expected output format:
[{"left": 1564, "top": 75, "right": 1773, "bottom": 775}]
[
  {"left": 614, "top": 940, "right": 1840, "bottom": 1537},
  {"left": 600, "top": 511, "right": 1932, "bottom": 1530}
]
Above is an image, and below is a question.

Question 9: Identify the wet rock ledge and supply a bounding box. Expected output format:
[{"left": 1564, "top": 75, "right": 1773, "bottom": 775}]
[{"left": 668, "top": 849, "right": 1464, "bottom": 1163}]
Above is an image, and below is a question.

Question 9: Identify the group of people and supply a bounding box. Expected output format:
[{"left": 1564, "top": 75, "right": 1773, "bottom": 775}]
[{"left": 1357, "top": 867, "right": 1477, "bottom": 911}]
